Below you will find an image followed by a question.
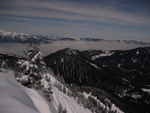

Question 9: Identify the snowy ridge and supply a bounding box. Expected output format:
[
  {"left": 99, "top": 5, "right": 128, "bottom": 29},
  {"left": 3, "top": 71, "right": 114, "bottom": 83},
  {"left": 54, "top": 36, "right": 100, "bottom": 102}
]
[
  {"left": 0, "top": 70, "right": 92, "bottom": 113},
  {"left": 0, "top": 71, "right": 56, "bottom": 113},
  {"left": 0, "top": 29, "right": 39, "bottom": 43},
  {"left": 0, "top": 29, "right": 30, "bottom": 39},
  {"left": 47, "top": 72, "right": 92, "bottom": 113},
  {"left": 53, "top": 87, "right": 91, "bottom": 113}
]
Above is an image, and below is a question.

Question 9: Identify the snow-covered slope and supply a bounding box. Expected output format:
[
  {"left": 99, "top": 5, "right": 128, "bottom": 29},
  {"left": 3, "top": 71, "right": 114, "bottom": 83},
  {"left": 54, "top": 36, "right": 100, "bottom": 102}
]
[
  {"left": 48, "top": 73, "right": 92, "bottom": 113},
  {"left": 53, "top": 87, "right": 91, "bottom": 113},
  {"left": 0, "top": 71, "right": 57, "bottom": 113},
  {"left": 0, "top": 70, "right": 92, "bottom": 113}
]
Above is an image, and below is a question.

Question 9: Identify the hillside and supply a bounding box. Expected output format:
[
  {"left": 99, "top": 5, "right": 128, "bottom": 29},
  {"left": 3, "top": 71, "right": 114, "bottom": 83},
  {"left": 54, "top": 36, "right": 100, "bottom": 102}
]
[
  {"left": 0, "top": 70, "right": 92, "bottom": 113},
  {"left": 44, "top": 47, "right": 150, "bottom": 113},
  {"left": 1, "top": 46, "right": 150, "bottom": 113},
  {"left": 0, "top": 70, "right": 56, "bottom": 113}
]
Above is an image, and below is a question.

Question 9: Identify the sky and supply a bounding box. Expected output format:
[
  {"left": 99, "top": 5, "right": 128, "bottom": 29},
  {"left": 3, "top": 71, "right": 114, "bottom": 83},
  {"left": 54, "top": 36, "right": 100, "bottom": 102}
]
[{"left": 0, "top": 0, "right": 150, "bottom": 40}]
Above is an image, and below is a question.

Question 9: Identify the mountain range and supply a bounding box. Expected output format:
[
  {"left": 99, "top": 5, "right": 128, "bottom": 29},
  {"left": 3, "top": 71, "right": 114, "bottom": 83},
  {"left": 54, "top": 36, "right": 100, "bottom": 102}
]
[
  {"left": 1, "top": 46, "right": 149, "bottom": 112},
  {"left": 0, "top": 29, "right": 150, "bottom": 46}
]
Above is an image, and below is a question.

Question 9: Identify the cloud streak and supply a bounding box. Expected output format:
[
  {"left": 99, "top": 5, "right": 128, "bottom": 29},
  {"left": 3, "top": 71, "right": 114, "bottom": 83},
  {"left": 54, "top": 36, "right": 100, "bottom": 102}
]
[
  {"left": 0, "top": 0, "right": 150, "bottom": 40},
  {"left": 1, "top": 0, "right": 150, "bottom": 26}
]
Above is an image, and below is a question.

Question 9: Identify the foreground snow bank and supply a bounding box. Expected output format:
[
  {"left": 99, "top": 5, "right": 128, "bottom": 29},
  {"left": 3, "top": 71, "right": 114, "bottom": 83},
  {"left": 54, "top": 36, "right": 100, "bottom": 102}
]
[
  {"left": 0, "top": 71, "right": 56, "bottom": 113},
  {"left": 0, "top": 71, "right": 92, "bottom": 113}
]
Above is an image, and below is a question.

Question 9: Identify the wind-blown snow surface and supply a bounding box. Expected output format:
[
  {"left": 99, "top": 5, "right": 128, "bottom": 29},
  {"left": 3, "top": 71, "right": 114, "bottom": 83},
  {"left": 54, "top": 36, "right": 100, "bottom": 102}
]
[
  {"left": 0, "top": 71, "right": 57, "bottom": 113},
  {"left": 0, "top": 71, "right": 92, "bottom": 113}
]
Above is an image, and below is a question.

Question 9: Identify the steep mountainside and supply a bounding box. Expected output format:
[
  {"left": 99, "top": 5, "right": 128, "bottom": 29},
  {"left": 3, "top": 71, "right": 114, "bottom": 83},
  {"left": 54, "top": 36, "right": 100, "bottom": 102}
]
[
  {"left": 44, "top": 47, "right": 150, "bottom": 113},
  {"left": 82, "top": 47, "right": 150, "bottom": 112},
  {"left": 44, "top": 48, "right": 130, "bottom": 93},
  {"left": 45, "top": 48, "right": 109, "bottom": 86}
]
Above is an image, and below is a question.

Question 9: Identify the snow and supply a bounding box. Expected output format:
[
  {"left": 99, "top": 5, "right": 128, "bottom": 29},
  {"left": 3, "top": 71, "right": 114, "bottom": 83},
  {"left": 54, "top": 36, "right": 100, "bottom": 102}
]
[
  {"left": 34, "top": 64, "right": 38, "bottom": 69},
  {"left": 86, "top": 61, "right": 101, "bottom": 70},
  {"left": 0, "top": 71, "right": 57, "bottom": 113},
  {"left": 0, "top": 70, "right": 92, "bottom": 113},
  {"left": 122, "top": 78, "right": 129, "bottom": 83},
  {"left": 0, "top": 30, "right": 12, "bottom": 36},
  {"left": 60, "top": 58, "right": 64, "bottom": 63},
  {"left": 111, "top": 104, "right": 124, "bottom": 113},
  {"left": 0, "top": 29, "right": 32, "bottom": 41},
  {"left": 26, "top": 88, "right": 54, "bottom": 113},
  {"left": 82, "top": 92, "right": 124, "bottom": 113},
  {"left": 40, "top": 77, "right": 50, "bottom": 89},
  {"left": 52, "top": 86, "right": 91, "bottom": 113},
  {"left": 72, "top": 51, "right": 78, "bottom": 55},
  {"left": 136, "top": 50, "right": 139, "bottom": 55},
  {"left": 47, "top": 73, "right": 92, "bottom": 113},
  {"left": 83, "top": 92, "right": 91, "bottom": 99},
  {"left": 92, "top": 51, "right": 114, "bottom": 60},
  {"left": 130, "top": 93, "right": 141, "bottom": 99},
  {"left": 20, "top": 61, "right": 30, "bottom": 71},
  {"left": 0, "top": 64, "right": 125, "bottom": 113},
  {"left": 141, "top": 88, "right": 150, "bottom": 94},
  {"left": 133, "top": 59, "right": 138, "bottom": 63},
  {"left": 82, "top": 92, "right": 106, "bottom": 108}
]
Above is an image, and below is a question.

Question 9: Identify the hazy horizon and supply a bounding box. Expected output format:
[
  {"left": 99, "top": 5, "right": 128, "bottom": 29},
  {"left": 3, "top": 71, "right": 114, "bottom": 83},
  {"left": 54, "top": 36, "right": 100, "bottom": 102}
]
[{"left": 0, "top": 41, "right": 149, "bottom": 56}]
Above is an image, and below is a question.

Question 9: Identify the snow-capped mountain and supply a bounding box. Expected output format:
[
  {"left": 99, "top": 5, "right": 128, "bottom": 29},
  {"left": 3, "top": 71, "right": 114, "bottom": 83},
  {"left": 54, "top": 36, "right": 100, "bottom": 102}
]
[
  {"left": 0, "top": 29, "right": 150, "bottom": 47},
  {"left": 0, "top": 29, "right": 41, "bottom": 43}
]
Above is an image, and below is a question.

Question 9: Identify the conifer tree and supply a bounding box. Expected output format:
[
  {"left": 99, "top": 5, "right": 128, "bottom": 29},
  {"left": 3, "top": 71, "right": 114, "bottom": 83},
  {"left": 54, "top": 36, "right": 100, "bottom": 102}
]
[
  {"left": 58, "top": 103, "right": 63, "bottom": 113},
  {"left": 15, "top": 43, "right": 53, "bottom": 101}
]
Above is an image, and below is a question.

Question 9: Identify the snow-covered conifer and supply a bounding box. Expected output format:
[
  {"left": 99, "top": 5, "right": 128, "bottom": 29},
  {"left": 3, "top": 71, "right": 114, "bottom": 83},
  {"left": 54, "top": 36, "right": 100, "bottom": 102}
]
[
  {"left": 58, "top": 103, "right": 63, "bottom": 113},
  {"left": 15, "top": 43, "right": 53, "bottom": 101}
]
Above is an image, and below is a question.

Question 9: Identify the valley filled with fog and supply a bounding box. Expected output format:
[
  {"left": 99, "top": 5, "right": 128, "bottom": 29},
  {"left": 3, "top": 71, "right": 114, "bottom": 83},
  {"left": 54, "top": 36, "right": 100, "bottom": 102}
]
[{"left": 0, "top": 41, "right": 147, "bottom": 56}]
